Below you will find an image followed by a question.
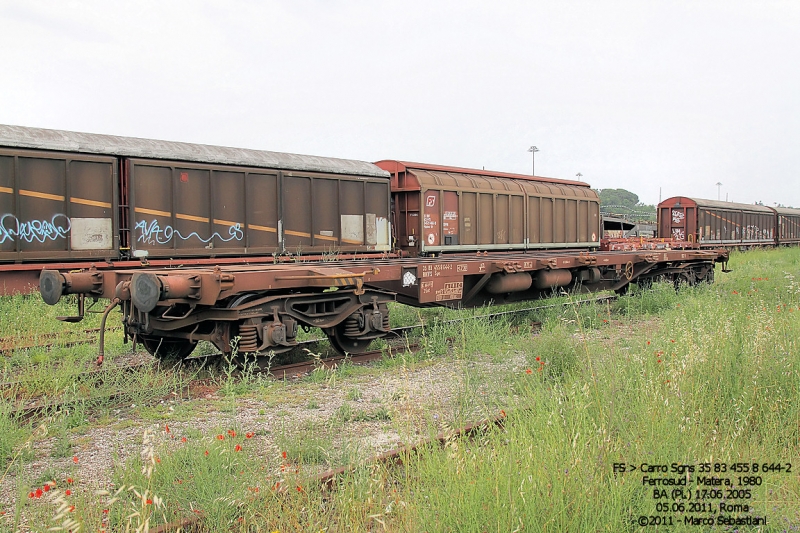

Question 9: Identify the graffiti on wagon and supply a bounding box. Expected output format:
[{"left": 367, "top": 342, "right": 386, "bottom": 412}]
[
  {"left": 135, "top": 219, "right": 244, "bottom": 246},
  {"left": 0, "top": 214, "right": 71, "bottom": 244}
]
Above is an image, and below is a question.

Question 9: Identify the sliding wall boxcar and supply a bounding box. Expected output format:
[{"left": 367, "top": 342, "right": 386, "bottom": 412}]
[
  {"left": 128, "top": 159, "right": 392, "bottom": 258},
  {"left": 376, "top": 160, "right": 600, "bottom": 255},
  {"left": 776, "top": 207, "right": 800, "bottom": 245},
  {"left": 658, "top": 197, "right": 775, "bottom": 246},
  {"left": 0, "top": 148, "right": 117, "bottom": 261}
]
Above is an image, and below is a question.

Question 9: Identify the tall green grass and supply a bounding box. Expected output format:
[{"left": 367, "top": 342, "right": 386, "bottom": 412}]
[{"left": 3, "top": 247, "right": 799, "bottom": 531}]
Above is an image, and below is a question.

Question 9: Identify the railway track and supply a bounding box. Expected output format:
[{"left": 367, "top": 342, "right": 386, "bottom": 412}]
[
  {"left": 4, "top": 294, "right": 617, "bottom": 422},
  {"left": 0, "top": 326, "right": 123, "bottom": 356}
]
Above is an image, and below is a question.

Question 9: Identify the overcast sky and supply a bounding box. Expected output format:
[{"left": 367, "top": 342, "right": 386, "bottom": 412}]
[{"left": 1, "top": 0, "right": 798, "bottom": 207}]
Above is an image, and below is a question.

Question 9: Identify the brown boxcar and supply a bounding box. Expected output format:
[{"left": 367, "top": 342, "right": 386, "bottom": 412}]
[
  {"left": 126, "top": 158, "right": 391, "bottom": 258},
  {"left": 0, "top": 125, "right": 392, "bottom": 264},
  {"left": 0, "top": 147, "right": 118, "bottom": 261},
  {"left": 658, "top": 197, "right": 776, "bottom": 247},
  {"left": 375, "top": 161, "right": 600, "bottom": 255},
  {"left": 775, "top": 206, "right": 800, "bottom": 245}
]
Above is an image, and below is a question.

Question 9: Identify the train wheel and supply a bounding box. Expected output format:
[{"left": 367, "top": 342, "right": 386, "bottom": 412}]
[
  {"left": 139, "top": 335, "right": 197, "bottom": 362},
  {"left": 327, "top": 323, "right": 374, "bottom": 355}
]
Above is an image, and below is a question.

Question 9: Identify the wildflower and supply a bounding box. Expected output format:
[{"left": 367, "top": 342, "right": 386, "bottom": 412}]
[
  {"left": 181, "top": 437, "right": 187, "bottom": 443},
  {"left": 296, "top": 485, "right": 304, "bottom": 493},
  {"left": 227, "top": 429, "right": 236, "bottom": 438},
  {"left": 204, "top": 450, "right": 209, "bottom": 456},
  {"left": 670, "top": 339, "right": 675, "bottom": 343},
  {"left": 73, "top": 456, "right": 79, "bottom": 464},
  {"left": 65, "top": 489, "right": 71, "bottom": 496},
  {"left": 602, "top": 319, "right": 608, "bottom": 323},
  {"left": 165, "top": 424, "right": 170, "bottom": 433},
  {"left": 156, "top": 457, "right": 161, "bottom": 463},
  {"left": 216, "top": 434, "right": 224, "bottom": 440},
  {"left": 246, "top": 432, "right": 254, "bottom": 439},
  {"left": 68, "top": 505, "right": 75, "bottom": 512},
  {"left": 500, "top": 410, "right": 506, "bottom": 418},
  {"left": 28, "top": 491, "right": 35, "bottom": 499},
  {"left": 657, "top": 360, "right": 662, "bottom": 363},
  {"left": 535, "top": 356, "right": 540, "bottom": 361},
  {"left": 646, "top": 341, "right": 650, "bottom": 345},
  {"left": 67, "top": 477, "right": 73, "bottom": 484},
  {"left": 146, "top": 499, "right": 153, "bottom": 505},
  {"left": 35, "top": 488, "right": 43, "bottom": 498},
  {"left": 235, "top": 444, "right": 242, "bottom": 452},
  {"left": 525, "top": 368, "right": 532, "bottom": 374},
  {"left": 102, "top": 509, "right": 109, "bottom": 514},
  {"left": 282, "top": 451, "right": 287, "bottom": 460},
  {"left": 732, "top": 290, "right": 738, "bottom": 295},
  {"left": 43, "top": 484, "right": 50, "bottom": 492}
]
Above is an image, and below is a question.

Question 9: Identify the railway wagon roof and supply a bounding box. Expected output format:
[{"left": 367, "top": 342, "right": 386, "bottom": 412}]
[
  {"left": 375, "top": 160, "right": 591, "bottom": 187},
  {"left": 660, "top": 196, "right": 776, "bottom": 214},
  {"left": 0, "top": 125, "right": 389, "bottom": 178},
  {"left": 774, "top": 206, "right": 800, "bottom": 216}
]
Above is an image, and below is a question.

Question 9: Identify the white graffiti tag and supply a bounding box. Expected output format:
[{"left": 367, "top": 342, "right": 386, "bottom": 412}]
[
  {"left": 135, "top": 219, "right": 244, "bottom": 245},
  {"left": 0, "top": 214, "right": 71, "bottom": 243}
]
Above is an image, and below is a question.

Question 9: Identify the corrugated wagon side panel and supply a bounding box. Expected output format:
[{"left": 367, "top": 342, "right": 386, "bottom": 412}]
[{"left": 0, "top": 149, "right": 116, "bottom": 261}]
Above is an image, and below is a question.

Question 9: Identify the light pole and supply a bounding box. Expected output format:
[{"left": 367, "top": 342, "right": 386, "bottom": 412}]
[
  {"left": 715, "top": 182, "right": 722, "bottom": 201},
  {"left": 528, "top": 146, "right": 539, "bottom": 175},
  {"left": 576, "top": 172, "right": 583, "bottom": 179}
]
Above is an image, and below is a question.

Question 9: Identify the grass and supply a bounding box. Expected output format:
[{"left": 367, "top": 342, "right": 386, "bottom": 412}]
[{"left": 2, "top": 247, "right": 799, "bottom": 531}]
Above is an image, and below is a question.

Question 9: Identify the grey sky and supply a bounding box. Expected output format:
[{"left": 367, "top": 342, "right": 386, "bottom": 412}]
[{"left": 1, "top": 0, "right": 798, "bottom": 206}]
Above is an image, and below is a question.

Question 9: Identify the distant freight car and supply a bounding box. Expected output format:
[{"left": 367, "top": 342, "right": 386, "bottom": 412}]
[
  {"left": 658, "top": 196, "right": 800, "bottom": 248},
  {"left": 775, "top": 207, "right": 800, "bottom": 245},
  {"left": 375, "top": 161, "right": 601, "bottom": 255},
  {"left": 0, "top": 125, "right": 392, "bottom": 292}
]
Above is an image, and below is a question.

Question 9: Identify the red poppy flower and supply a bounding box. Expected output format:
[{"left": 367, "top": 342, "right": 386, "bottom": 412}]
[
  {"left": 43, "top": 485, "right": 50, "bottom": 492},
  {"left": 65, "top": 489, "right": 71, "bottom": 496},
  {"left": 66, "top": 477, "right": 73, "bottom": 484},
  {"left": 602, "top": 319, "right": 608, "bottom": 323},
  {"left": 181, "top": 437, "right": 187, "bottom": 443},
  {"left": 216, "top": 434, "right": 224, "bottom": 440},
  {"left": 68, "top": 505, "right": 75, "bottom": 512},
  {"left": 499, "top": 410, "right": 506, "bottom": 418},
  {"left": 234, "top": 444, "right": 242, "bottom": 452},
  {"left": 35, "top": 488, "right": 43, "bottom": 498},
  {"left": 204, "top": 450, "right": 209, "bottom": 456},
  {"left": 103, "top": 509, "right": 109, "bottom": 514},
  {"left": 296, "top": 485, "right": 303, "bottom": 492},
  {"left": 227, "top": 429, "right": 236, "bottom": 438},
  {"left": 245, "top": 432, "right": 254, "bottom": 439},
  {"left": 73, "top": 456, "right": 79, "bottom": 464},
  {"left": 646, "top": 341, "right": 650, "bottom": 345},
  {"left": 525, "top": 368, "right": 532, "bottom": 374},
  {"left": 282, "top": 451, "right": 287, "bottom": 460},
  {"left": 165, "top": 424, "right": 170, "bottom": 433},
  {"left": 535, "top": 356, "right": 540, "bottom": 361},
  {"left": 146, "top": 499, "right": 153, "bottom": 505},
  {"left": 28, "top": 491, "right": 35, "bottom": 499}
]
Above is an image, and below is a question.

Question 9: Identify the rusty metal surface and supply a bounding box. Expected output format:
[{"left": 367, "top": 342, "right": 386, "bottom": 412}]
[
  {"left": 0, "top": 125, "right": 389, "bottom": 178},
  {"left": 128, "top": 159, "right": 392, "bottom": 258},
  {"left": 658, "top": 197, "right": 777, "bottom": 245},
  {"left": 775, "top": 207, "right": 800, "bottom": 242},
  {"left": 380, "top": 161, "right": 600, "bottom": 254},
  {"left": 375, "top": 160, "right": 591, "bottom": 187},
  {"left": 0, "top": 148, "right": 117, "bottom": 261}
]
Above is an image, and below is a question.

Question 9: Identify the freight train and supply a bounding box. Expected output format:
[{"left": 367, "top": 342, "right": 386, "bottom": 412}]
[
  {"left": 658, "top": 197, "right": 800, "bottom": 248},
  {"left": 1, "top": 125, "right": 728, "bottom": 360}
]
